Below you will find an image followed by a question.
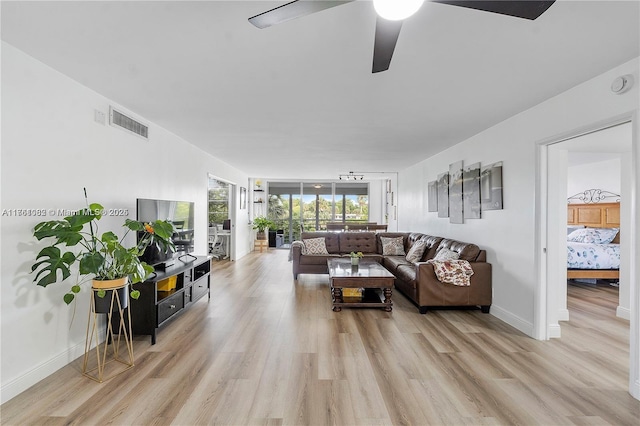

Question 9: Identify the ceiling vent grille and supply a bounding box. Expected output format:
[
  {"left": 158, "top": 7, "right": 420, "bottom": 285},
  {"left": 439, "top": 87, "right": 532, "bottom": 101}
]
[{"left": 109, "top": 107, "right": 149, "bottom": 139}]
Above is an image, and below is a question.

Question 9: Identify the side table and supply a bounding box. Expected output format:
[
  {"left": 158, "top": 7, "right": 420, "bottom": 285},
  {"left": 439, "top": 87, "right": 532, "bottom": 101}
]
[{"left": 254, "top": 239, "right": 268, "bottom": 253}]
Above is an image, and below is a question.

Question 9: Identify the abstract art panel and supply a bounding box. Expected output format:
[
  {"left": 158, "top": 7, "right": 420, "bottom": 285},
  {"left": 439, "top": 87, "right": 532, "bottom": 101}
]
[
  {"left": 449, "top": 161, "right": 463, "bottom": 224},
  {"left": 437, "top": 172, "right": 449, "bottom": 218},
  {"left": 481, "top": 161, "right": 503, "bottom": 211},
  {"left": 463, "top": 162, "right": 481, "bottom": 219}
]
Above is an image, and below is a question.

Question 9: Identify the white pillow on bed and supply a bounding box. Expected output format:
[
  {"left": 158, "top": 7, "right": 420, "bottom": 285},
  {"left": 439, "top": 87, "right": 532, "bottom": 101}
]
[
  {"left": 567, "top": 225, "right": 585, "bottom": 236},
  {"left": 567, "top": 228, "right": 618, "bottom": 244}
]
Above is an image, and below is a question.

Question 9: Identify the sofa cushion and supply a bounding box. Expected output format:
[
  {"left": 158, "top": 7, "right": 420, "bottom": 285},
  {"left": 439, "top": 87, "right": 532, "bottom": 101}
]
[
  {"left": 301, "top": 232, "right": 340, "bottom": 253},
  {"left": 420, "top": 236, "right": 444, "bottom": 261},
  {"left": 395, "top": 264, "right": 417, "bottom": 288},
  {"left": 407, "top": 233, "right": 426, "bottom": 248},
  {"left": 299, "top": 254, "right": 340, "bottom": 265},
  {"left": 437, "top": 238, "right": 481, "bottom": 262},
  {"left": 380, "top": 236, "right": 406, "bottom": 256},
  {"left": 383, "top": 255, "right": 412, "bottom": 273},
  {"left": 406, "top": 239, "right": 428, "bottom": 263},
  {"left": 433, "top": 248, "right": 460, "bottom": 261},
  {"left": 358, "top": 254, "right": 384, "bottom": 263},
  {"left": 339, "top": 232, "right": 377, "bottom": 253},
  {"left": 303, "top": 237, "right": 329, "bottom": 255},
  {"left": 376, "top": 232, "right": 409, "bottom": 254}
]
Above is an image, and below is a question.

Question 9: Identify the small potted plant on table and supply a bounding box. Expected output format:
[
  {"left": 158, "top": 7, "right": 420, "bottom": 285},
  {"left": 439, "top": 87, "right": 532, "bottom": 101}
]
[{"left": 350, "top": 251, "right": 363, "bottom": 266}]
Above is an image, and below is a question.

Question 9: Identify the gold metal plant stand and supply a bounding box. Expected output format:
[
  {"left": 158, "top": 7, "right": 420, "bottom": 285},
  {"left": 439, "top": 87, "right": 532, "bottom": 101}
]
[{"left": 82, "top": 283, "right": 134, "bottom": 382}]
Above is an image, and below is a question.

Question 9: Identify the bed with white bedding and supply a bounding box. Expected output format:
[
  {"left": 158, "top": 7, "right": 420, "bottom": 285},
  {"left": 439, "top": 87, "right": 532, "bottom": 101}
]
[
  {"left": 567, "top": 241, "right": 620, "bottom": 270},
  {"left": 566, "top": 199, "right": 620, "bottom": 280}
]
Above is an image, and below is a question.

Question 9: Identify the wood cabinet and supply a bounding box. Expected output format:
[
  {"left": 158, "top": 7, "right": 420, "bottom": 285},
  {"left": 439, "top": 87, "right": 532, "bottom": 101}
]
[{"left": 116, "top": 255, "right": 211, "bottom": 344}]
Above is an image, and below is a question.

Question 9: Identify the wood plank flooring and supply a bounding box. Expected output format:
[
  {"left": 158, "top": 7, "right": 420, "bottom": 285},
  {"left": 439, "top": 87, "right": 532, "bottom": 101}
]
[{"left": 2, "top": 251, "right": 638, "bottom": 425}]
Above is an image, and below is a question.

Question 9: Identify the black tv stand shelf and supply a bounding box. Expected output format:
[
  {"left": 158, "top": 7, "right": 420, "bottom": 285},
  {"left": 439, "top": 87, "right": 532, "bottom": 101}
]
[{"left": 116, "top": 255, "right": 211, "bottom": 345}]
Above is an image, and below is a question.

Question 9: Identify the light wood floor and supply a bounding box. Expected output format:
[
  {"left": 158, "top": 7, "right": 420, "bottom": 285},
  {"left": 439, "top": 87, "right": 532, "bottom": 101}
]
[{"left": 2, "top": 251, "right": 638, "bottom": 425}]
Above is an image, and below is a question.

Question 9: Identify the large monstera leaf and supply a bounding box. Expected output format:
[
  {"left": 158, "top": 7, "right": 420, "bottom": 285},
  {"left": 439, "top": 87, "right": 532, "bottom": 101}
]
[
  {"left": 33, "top": 204, "right": 103, "bottom": 246},
  {"left": 33, "top": 220, "right": 84, "bottom": 247},
  {"left": 31, "top": 247, "right": 77, "bottom": 287}
]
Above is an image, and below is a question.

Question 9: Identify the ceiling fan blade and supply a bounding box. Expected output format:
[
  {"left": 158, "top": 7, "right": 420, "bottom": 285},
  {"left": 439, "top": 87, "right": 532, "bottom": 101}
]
[
  {"left": 432, "top": 0, "right": 555, "bottom": 20},
  {"left": 248, "top": 0, "right": 355, "bottom": 29},
  {"left": 372, "top": 17, "right": 403, "bottom": 73}
]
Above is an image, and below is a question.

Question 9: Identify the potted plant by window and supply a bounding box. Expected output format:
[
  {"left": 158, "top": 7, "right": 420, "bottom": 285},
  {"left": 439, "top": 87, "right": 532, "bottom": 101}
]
[
  {"left": 350, "top": 251, "right": 363, "bottom": 266},
  {"left": 252, "top": 216, "right": 274, "bottom": 240},
  {"left": 31, "top": 197, "right": 175, "bottom": 312}
]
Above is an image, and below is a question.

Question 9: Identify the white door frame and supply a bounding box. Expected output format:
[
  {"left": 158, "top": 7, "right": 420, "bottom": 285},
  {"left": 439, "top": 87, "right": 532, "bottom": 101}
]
[
  {"left": 207, "top": 174, "right": 237, "bottom": 261},
  {"left": 534, "top": 112, "right": 639, "bottom": 399}
]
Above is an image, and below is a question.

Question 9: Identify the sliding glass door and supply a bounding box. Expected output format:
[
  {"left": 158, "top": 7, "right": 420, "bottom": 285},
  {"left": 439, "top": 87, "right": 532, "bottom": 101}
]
[
  {"left": 267, "top": 181, "right": 369, "bottom": 244},
  {"left": 268, "top": 182, "right": 300, "bottom": 245},
  {"left": 301, "top": 182, "right": 332, "bottom": 232},
  {"left": 334, "top": 182, "right": 369, "bottom": 223}
]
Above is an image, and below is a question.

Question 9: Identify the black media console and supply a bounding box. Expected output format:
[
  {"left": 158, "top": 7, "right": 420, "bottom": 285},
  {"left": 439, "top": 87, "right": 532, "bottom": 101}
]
[{"left": 116, "top": 255, "right": 211, "bottom": 345}]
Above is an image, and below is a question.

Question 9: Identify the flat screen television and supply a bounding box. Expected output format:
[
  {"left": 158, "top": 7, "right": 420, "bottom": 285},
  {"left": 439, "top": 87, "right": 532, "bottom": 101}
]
[{"left": 136, "top": 198, "right": 195, "bottom": 267}]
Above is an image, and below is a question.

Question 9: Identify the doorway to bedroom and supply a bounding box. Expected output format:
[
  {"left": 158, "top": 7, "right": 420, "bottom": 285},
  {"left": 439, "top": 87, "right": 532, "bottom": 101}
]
[
  {"left": 549, "top": 122, "right": 632, "bottom": 326},
  {"left": 540, "top": 118, "right": 636, "bottom": 398}
]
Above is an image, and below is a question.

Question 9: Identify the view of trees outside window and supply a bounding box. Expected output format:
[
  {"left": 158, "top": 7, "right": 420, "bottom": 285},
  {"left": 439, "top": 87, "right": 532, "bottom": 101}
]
[
  {"left": 267, "top": 182, "right": 368, "bottom": 244},
  {"left": 208, "top": 177, "right": 230, "bottom": 225},
  {"left": 301, "top": 182, "right": 332, "bottom": 232}
]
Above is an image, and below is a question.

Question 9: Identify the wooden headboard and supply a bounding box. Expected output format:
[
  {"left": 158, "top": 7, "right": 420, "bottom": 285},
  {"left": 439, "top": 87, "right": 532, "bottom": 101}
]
[{"left": 567, "top": 202, "right": 620, "bottom": 243}]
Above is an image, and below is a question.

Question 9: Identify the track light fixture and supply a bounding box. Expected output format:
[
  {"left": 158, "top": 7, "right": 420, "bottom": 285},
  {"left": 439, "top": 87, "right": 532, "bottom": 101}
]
[{"left": 338, "top": 172, "right": 364, "bottom": 181}]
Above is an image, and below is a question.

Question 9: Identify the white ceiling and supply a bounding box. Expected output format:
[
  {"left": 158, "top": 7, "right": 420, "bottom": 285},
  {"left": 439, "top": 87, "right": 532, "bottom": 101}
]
[{"left": 2, "top": 1, "right": 639, "bottom": 180}]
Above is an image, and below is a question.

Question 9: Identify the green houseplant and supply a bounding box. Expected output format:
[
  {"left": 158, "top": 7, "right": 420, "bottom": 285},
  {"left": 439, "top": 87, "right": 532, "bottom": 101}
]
[
  {"left": 252, "top": 216, "right": 274, "bottom": 240},
  {"left": 349, "top": 251, "right": 363, "bottom": 265},
  {"left": 31, "top": 198, "right": 175, "bottom": 305}
]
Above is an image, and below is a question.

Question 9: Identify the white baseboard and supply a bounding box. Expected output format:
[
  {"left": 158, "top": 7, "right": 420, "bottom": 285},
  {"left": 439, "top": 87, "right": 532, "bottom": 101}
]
[
  {"left": 558, "top": 308, "right": 570, "bottom": 322},
  {"left": 490, "top": 304, "right": 534, "bottom": 337},
  {"left": 1, "top": 340, "right": 86, "bottom": 404},
  {"left": 548, "top": 323, "right": 562, "bottom": 338},
  {"left": 617, "top": 305, "right": 631, "bottom": 320},
  {"left": 632, "top": 379, "right": 640, "bottom": 401}
]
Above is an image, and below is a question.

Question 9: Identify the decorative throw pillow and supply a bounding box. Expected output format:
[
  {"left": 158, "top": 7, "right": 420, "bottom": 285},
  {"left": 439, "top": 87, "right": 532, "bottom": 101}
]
[
  {"left": 433, "top": 248, "right": 460, "bottom": 261},
  {"left": 303, "top": 237, "right": 329, "bottom": 255},
  {"left": 381, "top": 236, "right": 405, "bottom": 256},
  {"left": 567, "top": 228, "right": 618, "bottom": 244},
  {"left": 405, "top": 239, "right": 428, "bottom": 263},
  {"left": 567, "top": 225, "right": 585, "bottom": 236}
]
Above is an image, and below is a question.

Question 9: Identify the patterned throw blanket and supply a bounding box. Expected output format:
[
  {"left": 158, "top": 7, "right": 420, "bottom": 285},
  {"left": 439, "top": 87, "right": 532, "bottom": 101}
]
[{"left": 427, "top": 259, "right": 474, "bottom": 286}]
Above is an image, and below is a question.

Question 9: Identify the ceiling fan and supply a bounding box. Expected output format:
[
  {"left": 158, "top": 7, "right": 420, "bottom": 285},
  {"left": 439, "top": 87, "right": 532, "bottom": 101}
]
[{"left": 248, "top": 0, "right": 556, "bottom": 73}]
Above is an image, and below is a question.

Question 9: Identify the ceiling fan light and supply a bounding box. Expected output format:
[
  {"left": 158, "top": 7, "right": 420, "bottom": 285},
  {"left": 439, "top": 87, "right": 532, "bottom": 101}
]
[{"left": 374, "top": 0, "right": 424, "bottom": 21}]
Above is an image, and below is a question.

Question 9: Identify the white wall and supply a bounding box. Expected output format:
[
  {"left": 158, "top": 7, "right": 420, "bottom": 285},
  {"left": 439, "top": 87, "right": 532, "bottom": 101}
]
[
  {"left": 397, "top": 57, "right": 639, "bottom": 337},
  {"left": 368, "top": 179, "right": 384, "bottom": 225},
  {"left": 568, "top": 157, "right": 621, "bottom": 197},
  {"left": 0, "top": 42, "right": 251, "bottom": 402}
]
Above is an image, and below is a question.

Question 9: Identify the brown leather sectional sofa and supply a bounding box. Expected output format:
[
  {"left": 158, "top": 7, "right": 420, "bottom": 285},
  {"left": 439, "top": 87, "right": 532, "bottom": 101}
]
[{"left": 291, "top": 231, "right": 492, "bottom": 314}]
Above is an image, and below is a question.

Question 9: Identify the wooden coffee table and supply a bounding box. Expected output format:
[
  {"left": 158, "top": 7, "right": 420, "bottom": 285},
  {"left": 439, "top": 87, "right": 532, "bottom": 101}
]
[{"left": 327, "top": 258, "right": 395, "bottom": 312}]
